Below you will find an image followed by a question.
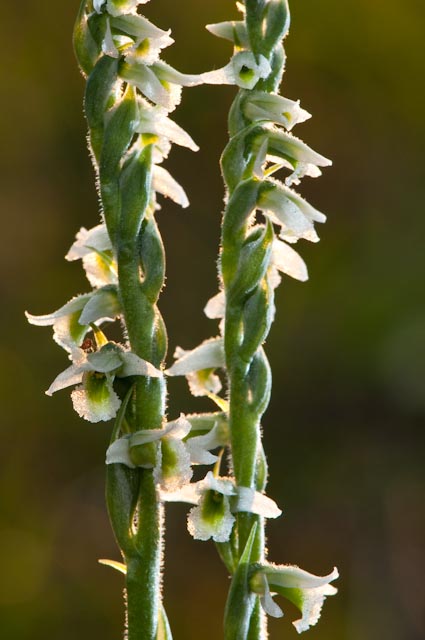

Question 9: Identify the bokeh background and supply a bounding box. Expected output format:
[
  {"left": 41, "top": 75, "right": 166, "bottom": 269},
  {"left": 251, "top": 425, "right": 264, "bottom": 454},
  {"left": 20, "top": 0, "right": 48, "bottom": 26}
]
[{"left": 1, "top": 1, "right": 424, "bottom": 638}]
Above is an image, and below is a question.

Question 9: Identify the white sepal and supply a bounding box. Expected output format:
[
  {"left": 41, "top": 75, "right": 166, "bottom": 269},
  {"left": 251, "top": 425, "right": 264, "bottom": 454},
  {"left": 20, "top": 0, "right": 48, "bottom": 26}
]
[
  {"left": 102, "top": 19, "right": 120, "bottom": 58},
  {"left": 204, "top": 291, "right": 225, "bottom": 319},
  {"left": 46, "top": 363, "right": 85, "bottom": 396},
  {"left": 186, "top": 421, "right": 228, "bottom": 465},
  {"left": 106, "top": 0, "right": 145, "bottom": 17},
  {"left": 136, "top": 106, "right": 199, "bottom": 151},
  {"left": 106, "top": 435, "right": 135, "bottom": 468},
  {"left": 122, "top": 62, "right": 183, "bottom": 112},
  {"left": 26, "top": 295, "right": 91, "bottom": 353},
  {"left": 79, "top": 286, "right": 121, "bottom": 325},
  {"left": 271, "top": 238, "right": 308, "bottom": 282},
  {"left": 66, "top": 225, "right": 112, "bottom": 261},
  {"left": 166, "top": 337, "right": 225, "bottom": 376},
  {"left": 94, "top": 0, "right": 106, "bottom": 13},
  {"left": 152, "top": 165, "right": 189, "bottom": 208},
  {"left": 117, "top": 351, "right": 163, "bottom": 378},
  {"left": 234, "top": 486, "right": 282, "bottom": 519}
]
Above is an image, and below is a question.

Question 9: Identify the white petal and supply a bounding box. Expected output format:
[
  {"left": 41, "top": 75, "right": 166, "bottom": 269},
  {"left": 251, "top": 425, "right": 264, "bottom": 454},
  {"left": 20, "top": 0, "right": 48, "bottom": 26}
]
[
  {"left": 106, "top": 0, "right": 142, "bottom": 17},
  {"left": 204, "top": 291, "right": 225, "bottom": 319},
  {"left": 124, "top": 33, "right": 174, "bottom": 65},
  {"left": 201, "top": 471, "right": 236, "bottom": 496},
  {"left": 130, "top": 428, "right": 166, "bottom": 446},
  {"left": 266, "top": 565, "right": 339, "bottom": 591},
  {"left": 87, "top": 343, "right": 123, "bottom": 373},
  {"left": 151, "top": 60, "right": 202, "bottom": 87},
  {"left": 25, "top": 295, "right": 90, "bottom": 326},
  {"left": 102, "top": 19, "right": 120, "bottom": 58},
  {"left": 79, "top": 287, "right": 121, "bottom": 325},
  {"left": 66, "top": 225, "right": 112, "bottom": 261},
  {"left": 186, "top": 422, "right": 226, "bottom": 465},
  {"left": 46, "top": 364, "right": 84, "bottom": 396},
  {"left": 110, "top": 15, "right": 169, "bottom": 40},
  {"left": 234, "top": 486, "right": 282, "bottom": 518},
  {"left": 261, "top": 581, "right": 284, "bottom": 618},
  {"left": 185, "top": 369, "right": 222, "bottom": 397},
  {"left": 166, "top": 337, "right": 225, "bottom": 376},
  {"left": 118, "top": 351, "right": 162, "bottom": 378},
  {"left": 244, "top": 93, "right": 311, "bottom": 131},
  {"left": 120, "top": 62, "right": 172, "bottom": 109},
  {"left": 152, "top": 165, "right": 189, "bottom": 208},
  {"left": 71, "top": 377, "right": 121, "bottom": 423},
  {"left": 293, "top": 583, "right": 338, "bottom": 633},
  {"left": 94, "top": 0, "right": 106, "bottom": 12},
  {"left": 271, "top": 238, "right": 308, "bottom": 282},
  {"left": 187, "top": 494, "right": 235, "bottom": 543},
  {"left": 160, "top": 482, "right": 200, "bottom": 505},
  {"left": 137, "top": 109, "right": 198, "bottom": 151},
  {"left": 270, "top": 130, "right": 332, "bottom": 169},
  {"left": 164, "top": 415, "right": 192, "bottom": 440},
  {"left": 106, "top": 436, "right": 135, "bottom": 468},
  {"left": 81, "top": 252, "right": 118, "bottom": 288}
]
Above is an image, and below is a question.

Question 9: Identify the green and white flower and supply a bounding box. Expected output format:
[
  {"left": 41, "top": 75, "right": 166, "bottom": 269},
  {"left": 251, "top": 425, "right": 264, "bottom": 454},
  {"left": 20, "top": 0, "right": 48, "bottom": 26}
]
[
  {"left": 166, "top": 337, "right": 225, "bottom": 397},
  {"left": 47, "top": 341, "right": 161, "bottom": 423},
  {"left": 25, "top": 287, "right": 121, "bottom": 354},
  {"left": 250, "top": 564, "right": 339, "bottom": 633},
  {"left": 162, "top": 471, "right": 281, "bottom": 543},
  {"left": 106, "top": 414, "right": 193, "bottom": 490},
  {"left": 65, "top": 223, "right": 117, "bottom": 288}
]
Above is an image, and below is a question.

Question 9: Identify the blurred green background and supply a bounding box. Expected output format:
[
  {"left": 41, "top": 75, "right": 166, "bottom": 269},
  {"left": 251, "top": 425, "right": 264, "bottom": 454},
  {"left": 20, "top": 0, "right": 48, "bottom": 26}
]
[{"left": 1, "top": 1, "right": 424, "bottom": 638}]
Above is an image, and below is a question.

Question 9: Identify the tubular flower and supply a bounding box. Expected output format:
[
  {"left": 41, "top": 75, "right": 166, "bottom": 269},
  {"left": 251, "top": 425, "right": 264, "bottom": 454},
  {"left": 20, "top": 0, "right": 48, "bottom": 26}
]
[{"left": 250, "top": 564, "right": 339, "bottom": 633}]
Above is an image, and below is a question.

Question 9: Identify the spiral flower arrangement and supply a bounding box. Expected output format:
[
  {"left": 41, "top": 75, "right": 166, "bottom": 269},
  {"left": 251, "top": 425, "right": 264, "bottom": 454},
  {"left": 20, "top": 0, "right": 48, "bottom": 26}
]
[{"left": 26, "top": 1, "right": 337, "bottom": 638}]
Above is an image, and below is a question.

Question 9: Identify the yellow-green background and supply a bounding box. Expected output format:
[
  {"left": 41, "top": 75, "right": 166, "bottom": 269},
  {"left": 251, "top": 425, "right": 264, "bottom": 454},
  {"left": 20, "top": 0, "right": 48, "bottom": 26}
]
[{"left": 1, "top": 1, "right": 424, "bottom": 638}]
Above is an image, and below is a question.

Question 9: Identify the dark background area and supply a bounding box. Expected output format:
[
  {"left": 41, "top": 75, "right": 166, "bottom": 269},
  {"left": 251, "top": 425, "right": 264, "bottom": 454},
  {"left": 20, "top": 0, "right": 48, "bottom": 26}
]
[{"left": 1, "top": 1, "right": 424, "bottom": 638}]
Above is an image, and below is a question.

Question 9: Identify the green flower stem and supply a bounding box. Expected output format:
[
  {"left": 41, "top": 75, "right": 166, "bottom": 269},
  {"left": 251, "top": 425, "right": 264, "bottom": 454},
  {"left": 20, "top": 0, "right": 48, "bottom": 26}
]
[
  {"left": 220, "top": 1, "right": 290, "bottom": 637},
  {"left": 74, "top": 3, "right": 171, "bottom": 638}
]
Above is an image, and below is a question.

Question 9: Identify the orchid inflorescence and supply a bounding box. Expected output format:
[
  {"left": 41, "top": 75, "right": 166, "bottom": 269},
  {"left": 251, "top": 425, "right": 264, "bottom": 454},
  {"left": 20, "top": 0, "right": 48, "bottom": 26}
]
[{"left": 27, "top": 1, "right": 337, "bottom": 638}]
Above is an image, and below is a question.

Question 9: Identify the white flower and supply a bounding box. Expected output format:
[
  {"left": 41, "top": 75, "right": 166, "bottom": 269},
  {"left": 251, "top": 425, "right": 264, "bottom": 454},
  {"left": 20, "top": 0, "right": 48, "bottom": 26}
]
[
  {"left": 65, "top": 224, "right": 117, "bottom": 288},
  {"left": 250, "top": 564, "right": 339, "bottom": 633},
  {"left": 106, "top": 414, "right": 193, "bottom": 490},
  {"left": 46, "top": 342, "right": 162, "bottom": 423},
  {"left": 264, "top": 128, "right": 332, "bottom": 186},
  {"left": 25, "top": 287, "right": 121, "bottom": 353},
  {"left": 198, "top": 51, "right": 271, "bottom": 90},
  {"left": 258, "top": 179, "right": 327, "bottom": 244},
  {"left": 242, "top": 91, "right": 311, "bottom": 131},
  {"left": 120, "top": 62, "right": 183, "bottom": 112},
  {"left": 162, "top": 471, "right": 281, "bottom": 543},
  {"left": 166, "top": 338, "right": 225, "bottom": 397}
]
